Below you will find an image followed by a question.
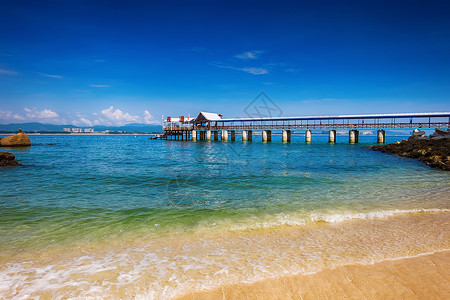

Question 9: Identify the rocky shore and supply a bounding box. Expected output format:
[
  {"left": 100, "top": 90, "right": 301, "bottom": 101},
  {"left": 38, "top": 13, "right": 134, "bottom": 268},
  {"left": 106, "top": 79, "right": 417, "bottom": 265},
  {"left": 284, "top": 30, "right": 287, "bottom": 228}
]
[
  {"left": 0, "top": 152, "right": 23, "bottom": 166},
  {"left": 366, "top": 128, "right": 450, "bottom": 170}
]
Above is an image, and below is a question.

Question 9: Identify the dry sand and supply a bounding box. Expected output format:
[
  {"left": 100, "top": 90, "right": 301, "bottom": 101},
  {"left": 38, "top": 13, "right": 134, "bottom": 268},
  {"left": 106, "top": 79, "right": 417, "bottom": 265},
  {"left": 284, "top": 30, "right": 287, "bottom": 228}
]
[{"left": 176, "top": 250, "right": 450, "bottom": 300}]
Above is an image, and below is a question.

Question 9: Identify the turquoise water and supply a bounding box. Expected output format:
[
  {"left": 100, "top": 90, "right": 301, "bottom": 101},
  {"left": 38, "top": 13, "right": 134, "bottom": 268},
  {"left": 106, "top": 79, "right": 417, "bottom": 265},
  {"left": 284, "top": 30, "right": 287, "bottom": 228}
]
[
  {"left": 1, "top": 134, "right": 449, "bottom": 250},
  {"left": 0, "top": 134, "right": 449, "bottom": 298}
]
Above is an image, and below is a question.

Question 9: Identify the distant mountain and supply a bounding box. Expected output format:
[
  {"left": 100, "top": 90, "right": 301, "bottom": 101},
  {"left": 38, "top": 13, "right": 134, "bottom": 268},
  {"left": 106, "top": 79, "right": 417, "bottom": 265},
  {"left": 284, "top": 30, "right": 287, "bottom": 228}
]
[{"left": 0, "top": 122, "right": 162, "bottom": 133}]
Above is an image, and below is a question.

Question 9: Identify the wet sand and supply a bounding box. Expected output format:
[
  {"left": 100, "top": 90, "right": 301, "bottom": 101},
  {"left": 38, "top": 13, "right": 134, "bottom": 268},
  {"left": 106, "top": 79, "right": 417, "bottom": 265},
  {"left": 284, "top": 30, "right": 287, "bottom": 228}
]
[{"left": 177, "top": 250, "right": 450, "bottom": 300}]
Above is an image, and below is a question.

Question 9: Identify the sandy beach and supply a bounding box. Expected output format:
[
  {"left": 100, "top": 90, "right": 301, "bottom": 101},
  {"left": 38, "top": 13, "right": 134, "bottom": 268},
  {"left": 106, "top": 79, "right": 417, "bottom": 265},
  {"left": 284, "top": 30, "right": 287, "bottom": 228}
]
[{"left": 177, "top": 250, "right": 450, "bottom": 300}]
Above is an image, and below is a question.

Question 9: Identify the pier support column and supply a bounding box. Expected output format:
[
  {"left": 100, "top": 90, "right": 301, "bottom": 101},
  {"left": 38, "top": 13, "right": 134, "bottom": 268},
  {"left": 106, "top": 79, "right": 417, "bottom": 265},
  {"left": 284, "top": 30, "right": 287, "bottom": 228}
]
[
  {"left": 213, "top": 131, "right": 218, "bottom": 141},
  {"left": 305, "top": 130, "right": 312, "bottom": 143},
  {"left": 230, "top": 131, "right": 235, "bottom": 141},
  {"left": 248, "top": 130, "right": 252, "bottom": 141},
  {"left": 242, "top": 130, "right": 247, "bottom": 141},
  {"left": 222, "top": 130, "right": 228, "bottom": 141},
  {"left": 282, "top": 130, "right": 291, "bottom": 142},
  {"left": 262, "top": 130, "right": 272, "bottom": 142},
  {"left": 192, "top": 130, "right": 197, "bottom": 141},
  {"left": 349, "top": 130, "right": 359, "bottom": 143},
  {"left": 377, "top": 130, "right": 385, "bottom": 144},
  {"left": 329, "top": 130, "right": 336, "bottom": 143},
  {"left": 206, "top": 130, "right": 211, "bottom": 141}
]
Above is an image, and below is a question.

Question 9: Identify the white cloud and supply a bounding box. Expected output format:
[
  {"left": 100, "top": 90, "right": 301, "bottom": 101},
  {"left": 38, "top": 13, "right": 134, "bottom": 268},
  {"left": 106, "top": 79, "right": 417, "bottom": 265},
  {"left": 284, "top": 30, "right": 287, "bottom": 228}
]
[
  {"left": 100, "top": 106, "right": 140, "bottom": 125},
  {"left": 1, "top": 106, "right": 160, "bottom": 127},
  {"left": 0, "top": 108, "right": 62, "bottom": 124},
  {"left": 79, "top": 117, "right": 93, "bottom": 126},
  {"left": 24, "top": 107, "right": 59, "bottom": 119},
  {"left": 0, "top": 68, "right": 18, "bottom": 75},
  {"left": 90, "top": 84, "right": 110, "bottom": 88},
  {"left": 144, "top": 110, "right": 153, "bottom": 123},
  {"left": 143, "top": 110, "right": 160, "bottom": 124},
  {"left": 0, "top": 110, "right": 25, "bottom": 123},
  {"left": 235, "top": 51, "right": 264, "bottom": 60}
]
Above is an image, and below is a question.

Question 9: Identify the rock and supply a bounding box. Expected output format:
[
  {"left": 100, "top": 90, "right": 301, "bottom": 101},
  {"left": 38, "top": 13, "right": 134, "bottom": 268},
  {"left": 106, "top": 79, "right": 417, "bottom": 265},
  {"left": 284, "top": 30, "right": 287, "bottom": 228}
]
[
  {"left": 0, "top": 151, "right": 23, "bottom": 166},
  {"left": 367, "top": 137, "right": 450, "bottom": 171},
  {"left": 408, "top": 129, "right": 428, "bottom": 141},
  {"left": 430, "top": 128, "right": 450, "bottom": 140},
  {"left": 0, "top": 130, "right": 31, "bottom": 147},
  {"left": 413, "top": 129, "right": 426, "bottom": 136}
]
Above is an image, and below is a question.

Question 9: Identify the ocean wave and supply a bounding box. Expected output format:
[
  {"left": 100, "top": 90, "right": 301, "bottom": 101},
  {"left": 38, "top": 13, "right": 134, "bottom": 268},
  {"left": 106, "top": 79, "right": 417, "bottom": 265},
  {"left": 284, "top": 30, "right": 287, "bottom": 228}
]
[{"left": 226, "top": 208, "right": 450, "bottom": 232}]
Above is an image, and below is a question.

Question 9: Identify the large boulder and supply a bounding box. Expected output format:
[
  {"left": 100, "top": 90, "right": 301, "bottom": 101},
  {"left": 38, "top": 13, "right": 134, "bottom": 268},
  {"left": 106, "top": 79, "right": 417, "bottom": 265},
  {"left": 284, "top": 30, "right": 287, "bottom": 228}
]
[
  {"left": 0, "top": 129, "right": 31, "bottom": 147},
  {"left": 0, "top": 151, "right": 23, "bottom": 166}
]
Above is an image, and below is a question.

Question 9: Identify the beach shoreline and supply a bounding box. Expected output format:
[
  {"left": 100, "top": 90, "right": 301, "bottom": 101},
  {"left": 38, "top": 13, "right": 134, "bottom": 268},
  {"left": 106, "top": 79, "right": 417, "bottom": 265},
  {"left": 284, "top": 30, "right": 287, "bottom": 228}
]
[{"left": 176, "top": 250, "right": 450, "bottom": 300}]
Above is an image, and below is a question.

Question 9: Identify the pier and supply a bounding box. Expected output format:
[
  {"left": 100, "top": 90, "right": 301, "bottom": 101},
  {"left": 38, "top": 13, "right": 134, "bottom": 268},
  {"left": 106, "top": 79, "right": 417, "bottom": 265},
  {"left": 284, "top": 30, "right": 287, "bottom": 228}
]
[{"left": 162, "top": 112, "right": 450, "bottom": 143}]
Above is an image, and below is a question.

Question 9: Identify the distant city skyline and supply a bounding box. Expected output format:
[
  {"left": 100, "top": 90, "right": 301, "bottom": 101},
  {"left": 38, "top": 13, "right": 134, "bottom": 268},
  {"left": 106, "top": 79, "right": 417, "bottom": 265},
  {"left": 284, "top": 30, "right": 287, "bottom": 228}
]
[{"left": 1, "top": 0, "right": 449, "bottom": 125}]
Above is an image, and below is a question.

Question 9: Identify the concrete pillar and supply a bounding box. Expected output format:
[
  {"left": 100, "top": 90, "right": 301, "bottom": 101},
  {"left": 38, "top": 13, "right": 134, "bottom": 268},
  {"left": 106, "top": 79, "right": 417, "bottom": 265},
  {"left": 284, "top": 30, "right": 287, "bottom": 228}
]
[
  {"left": 222, "top": 130, "right": 228, "bottom": 141},
  {"left": 349, "top": 130, "right": 359, "bottom": 143},
  {"left": 248, "top": 130, "right": 253, "bottom": 141},
  {"left": 329, "top": 130, "right": 336, "bottom": 143},
  {"left": 262, "top": 130, "right": 271, "bottom": 142},
  {"left": 305, "top": 130, "right": 312, "bottom": 143},
  {"left": 206, "top": 130, "right": 211, "bottom": 141},
  {"left": 230, "top": 131, "right": 235, "bottom": 141},
  {"left": 377, "top": 130, "right": 385, "bottom": 144},
  {"left": 192, "top": 130, "right": 197, "bottom": 141},
  {"left": 213, "top": 131, "right": 218, "bottom": 141},
  {"left": 242, "top": 130, "right": 247, "bottom": 141},
  {"left": 282, "top": 130, "right": 291, "bottom": 142}
]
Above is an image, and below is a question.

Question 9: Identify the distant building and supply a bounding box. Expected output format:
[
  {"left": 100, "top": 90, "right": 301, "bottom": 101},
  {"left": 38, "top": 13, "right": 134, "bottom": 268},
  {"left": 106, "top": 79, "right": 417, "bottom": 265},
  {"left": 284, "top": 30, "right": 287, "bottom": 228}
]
[
  {"left": 72, "top": 128, "right": 83, "bottom": 133},
  {"left": 63, "top": 128, "right": 71, "bottom": 132},
  {"left": 84, "top": 128, "right": 94, "bottom": 133}
]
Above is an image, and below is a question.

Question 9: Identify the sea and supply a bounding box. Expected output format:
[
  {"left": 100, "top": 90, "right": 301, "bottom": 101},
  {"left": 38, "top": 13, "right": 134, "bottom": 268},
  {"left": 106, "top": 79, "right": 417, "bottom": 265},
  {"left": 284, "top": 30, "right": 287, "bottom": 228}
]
[{"left": 0, "top": 134, "right": 449, "bottom": 299}]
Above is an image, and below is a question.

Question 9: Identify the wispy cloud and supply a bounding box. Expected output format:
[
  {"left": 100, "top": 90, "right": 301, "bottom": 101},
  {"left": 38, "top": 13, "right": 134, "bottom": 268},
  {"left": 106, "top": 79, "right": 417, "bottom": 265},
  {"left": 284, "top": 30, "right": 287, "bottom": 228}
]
[
  {"left": 37, "top": 72, "right": 63, "bottom": 79},
  {"left": 211, "top": 62, "right": 269, "bottom": 75},
  {"left": 0, "top": 68, "right": 18, "bottom": 75},
  {"left": 94, "top": 59, "right": 106, "bottom": 63},
  {"left": 90, "top": 84, "right": 110, "bottom": 88},
  {"left": 235, "top": 50, "right": 264, "bottom": 60},
  {"left": 241, "top": 67, "right": 269, "bottom": 75}
]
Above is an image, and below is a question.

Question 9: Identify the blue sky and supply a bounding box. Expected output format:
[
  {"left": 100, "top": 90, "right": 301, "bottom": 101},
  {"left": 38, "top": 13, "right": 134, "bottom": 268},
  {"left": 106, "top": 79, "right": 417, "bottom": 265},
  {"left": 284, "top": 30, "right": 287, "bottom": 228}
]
[{"left": 0, "top": 0, "right": 449, "bottom": 126}]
